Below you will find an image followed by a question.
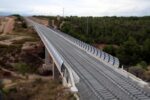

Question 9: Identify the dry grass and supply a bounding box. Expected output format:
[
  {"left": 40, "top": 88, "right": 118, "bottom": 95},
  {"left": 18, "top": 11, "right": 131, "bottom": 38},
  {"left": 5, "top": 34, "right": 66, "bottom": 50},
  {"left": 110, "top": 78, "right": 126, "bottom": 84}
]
[
  {"left": 0, "top": 36, "right": 10, "bottom": 41},
  {"left": 2, "top": 79, "right": 75, "bottom": 100}
]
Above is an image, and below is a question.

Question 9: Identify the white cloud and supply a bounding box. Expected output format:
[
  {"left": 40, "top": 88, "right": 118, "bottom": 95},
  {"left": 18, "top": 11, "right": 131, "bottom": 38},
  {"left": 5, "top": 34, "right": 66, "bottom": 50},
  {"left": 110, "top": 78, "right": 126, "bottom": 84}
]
[
  {"left": 31, "top": 5, "right": 61, "bottom": 15},
  {"left": 0, "top": 0, "right": 150, "bottom": 16}
]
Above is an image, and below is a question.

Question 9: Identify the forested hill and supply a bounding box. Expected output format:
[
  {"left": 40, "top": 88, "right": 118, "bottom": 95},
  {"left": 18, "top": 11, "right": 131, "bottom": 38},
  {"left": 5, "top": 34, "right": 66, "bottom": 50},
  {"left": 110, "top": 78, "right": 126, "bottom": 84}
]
[{"left": 60, "top": 16, "right": 150, "bottom": 67}]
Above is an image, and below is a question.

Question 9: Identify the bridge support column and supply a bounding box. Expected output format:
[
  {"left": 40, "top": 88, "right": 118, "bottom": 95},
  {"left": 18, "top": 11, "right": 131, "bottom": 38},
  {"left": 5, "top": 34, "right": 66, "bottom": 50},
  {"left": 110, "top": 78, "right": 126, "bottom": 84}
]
[
  {"left": 45, "top": 48, "right": 52, "bottom": 64},
  {"left": 40, "top": 48, "right": 53, "bottom": 74},
  {"left": 44, "top": 48, "right": 60, "bottom": 80},
  {"left": 52, "top": 62, "right": 60, "bottom": 80}
]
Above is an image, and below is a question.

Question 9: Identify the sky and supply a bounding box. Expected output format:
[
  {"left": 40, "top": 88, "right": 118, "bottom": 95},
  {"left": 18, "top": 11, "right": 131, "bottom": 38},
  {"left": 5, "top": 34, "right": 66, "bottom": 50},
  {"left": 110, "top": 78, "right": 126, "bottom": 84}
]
[{"left": 0, "top": 0, "right": 150, "bottom": 16}]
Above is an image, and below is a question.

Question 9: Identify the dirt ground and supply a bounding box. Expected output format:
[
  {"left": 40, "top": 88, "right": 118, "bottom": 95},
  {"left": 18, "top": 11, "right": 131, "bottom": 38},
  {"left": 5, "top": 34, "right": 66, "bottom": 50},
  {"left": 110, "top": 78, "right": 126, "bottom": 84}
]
[
  {"left": 30, "top": 17, "right": 49, "bottom": 26},
  {"left": 3, "top": 17, "right": 15, "bottom": 34},
  {"left": 0, "top": 17, "right": 15, "bottom": 34},
  {"left": 94, "top": 43, "right": 119, "bottom": 50},
  {"left": 0, "top": 16, "right": 36, "bottom": 45},
  {"left": 0, "top": 67, "right": 75, "bottom": 100},
  {"left": 2, "top": 78, "right": 75, "bottom": 100},
  {"left": 93, "top": 43, "right": 107, "bottom": 49},
  {"left": 0, "top": 35, "right": 32, "bottom": 45}
]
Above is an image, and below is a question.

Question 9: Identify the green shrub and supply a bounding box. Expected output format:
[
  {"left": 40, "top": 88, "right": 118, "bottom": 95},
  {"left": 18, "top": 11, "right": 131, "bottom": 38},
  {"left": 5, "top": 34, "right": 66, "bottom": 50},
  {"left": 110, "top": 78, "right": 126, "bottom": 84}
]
[
  {"left": 0, "top": 80, "right": 3, "bottom": 90},
  {"left": 13, "top": 62, "right": 30, "bottom": 75},
  {"left": 34, "top": 78, "right": 42, "bottom": 84},
  {"left": 128, "top": 66, "right": 145, "bottom": 79},
  {"left": 22, "top": 22, "right": 27, "bottom": 28},
  {"left": 0, "top": 44, "right": 21, "bottom": 56},
  {"left": 136, "top": 61, "right": 147, "bottom": 69}
]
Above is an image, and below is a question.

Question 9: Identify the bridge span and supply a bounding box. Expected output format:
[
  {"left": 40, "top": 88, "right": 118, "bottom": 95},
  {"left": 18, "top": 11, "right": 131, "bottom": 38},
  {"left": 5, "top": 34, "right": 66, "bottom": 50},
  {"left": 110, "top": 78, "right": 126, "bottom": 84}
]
[{"left": 27, "top": 18, "right": 150, "bottom": 100}]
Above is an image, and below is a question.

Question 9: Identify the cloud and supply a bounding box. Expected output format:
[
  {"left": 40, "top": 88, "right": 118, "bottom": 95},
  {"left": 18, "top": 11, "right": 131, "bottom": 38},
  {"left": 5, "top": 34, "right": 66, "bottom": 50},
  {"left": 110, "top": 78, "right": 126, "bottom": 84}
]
[{"left": 0, "top": 0, "right": 150, "bottom": 16}]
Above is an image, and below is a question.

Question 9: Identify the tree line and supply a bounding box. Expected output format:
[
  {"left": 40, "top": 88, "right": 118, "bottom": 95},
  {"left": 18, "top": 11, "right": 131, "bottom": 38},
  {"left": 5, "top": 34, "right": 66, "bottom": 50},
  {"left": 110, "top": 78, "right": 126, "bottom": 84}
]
[{"left": 59, "top": 16, "right": 150, "bottom": 68}]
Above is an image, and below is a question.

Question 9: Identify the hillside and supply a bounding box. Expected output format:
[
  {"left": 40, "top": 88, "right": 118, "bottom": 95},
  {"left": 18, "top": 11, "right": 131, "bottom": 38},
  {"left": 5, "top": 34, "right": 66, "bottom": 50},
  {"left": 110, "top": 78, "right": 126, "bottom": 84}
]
[{"left": 0, "top": 15, "right": 74, "bottom": 100}]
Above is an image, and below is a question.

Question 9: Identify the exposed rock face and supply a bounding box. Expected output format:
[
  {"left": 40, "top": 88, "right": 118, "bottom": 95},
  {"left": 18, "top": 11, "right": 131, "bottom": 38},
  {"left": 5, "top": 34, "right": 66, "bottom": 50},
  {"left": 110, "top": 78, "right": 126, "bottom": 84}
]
[{"left": 22, "top": 41, "right": 44, "bottom": 54}]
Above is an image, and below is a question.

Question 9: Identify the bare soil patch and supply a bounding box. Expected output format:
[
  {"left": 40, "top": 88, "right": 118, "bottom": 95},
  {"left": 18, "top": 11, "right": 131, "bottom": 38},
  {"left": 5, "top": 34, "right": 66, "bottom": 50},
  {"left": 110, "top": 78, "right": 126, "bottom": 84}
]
[
  {"left": 31, "top": 17, "right": 49, "bottom": 26},
  {"left": 3, "top": 17, "right": 15, "bottom": 34},
  {"left": 0, "top": 17, "right": 15, "bottom": 34}
]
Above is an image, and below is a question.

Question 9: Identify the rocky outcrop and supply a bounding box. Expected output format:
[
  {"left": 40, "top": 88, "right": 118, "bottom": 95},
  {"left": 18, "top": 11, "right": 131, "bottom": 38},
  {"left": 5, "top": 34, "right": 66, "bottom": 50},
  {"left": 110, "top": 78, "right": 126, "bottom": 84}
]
[{"left": 22, "top": 41, "right": 44, "bottom": 54}]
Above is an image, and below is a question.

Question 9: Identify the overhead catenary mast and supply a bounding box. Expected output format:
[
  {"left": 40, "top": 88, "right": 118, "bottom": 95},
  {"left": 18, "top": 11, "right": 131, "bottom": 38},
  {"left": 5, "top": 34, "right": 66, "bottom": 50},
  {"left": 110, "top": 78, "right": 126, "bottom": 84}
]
[
  {"left": 63, "top": 8, "right": 64, "bottom": 18},
  {"left": 86, "top": 17, "right": 89, "bottom": 35}
]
